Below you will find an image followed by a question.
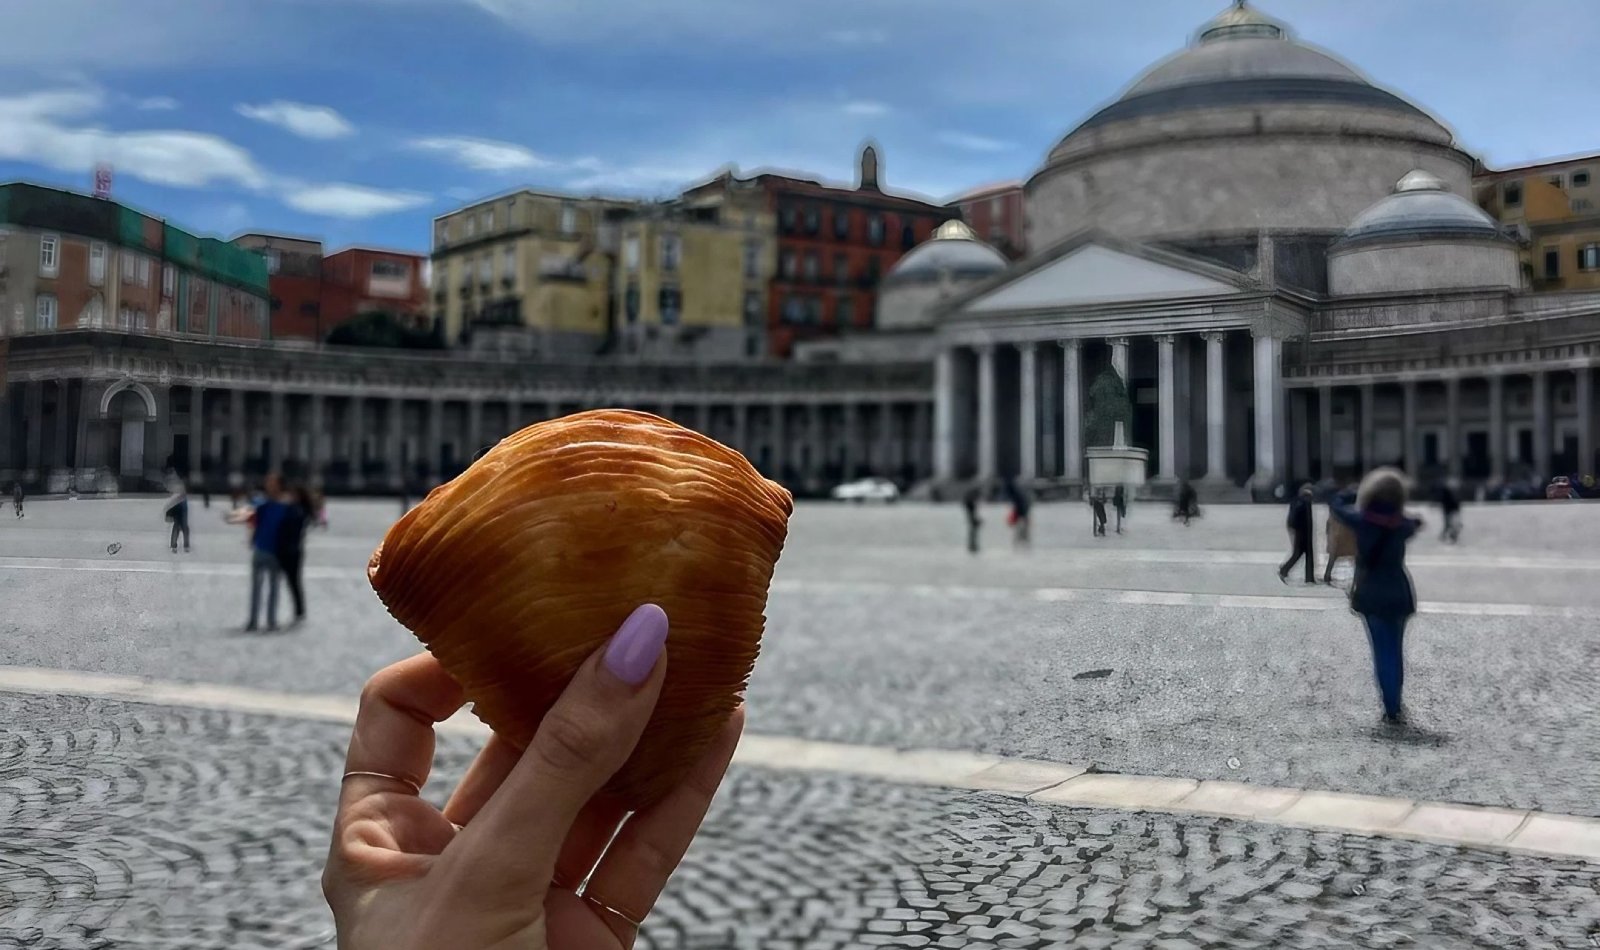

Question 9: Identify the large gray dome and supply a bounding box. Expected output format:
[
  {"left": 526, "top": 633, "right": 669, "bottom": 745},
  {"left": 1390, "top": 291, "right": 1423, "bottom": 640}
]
[
  {"left": 884, "top": 221, "right": 1009, "bottom": 286},
  {"left": 1339, "top": 170, "right": 1505, "bottom": 245}
]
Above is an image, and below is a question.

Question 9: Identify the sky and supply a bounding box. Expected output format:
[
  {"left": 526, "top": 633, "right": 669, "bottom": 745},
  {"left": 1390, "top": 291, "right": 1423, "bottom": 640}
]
[{"left": 0, "top": 0, "right": 1595, "bottom": 253}]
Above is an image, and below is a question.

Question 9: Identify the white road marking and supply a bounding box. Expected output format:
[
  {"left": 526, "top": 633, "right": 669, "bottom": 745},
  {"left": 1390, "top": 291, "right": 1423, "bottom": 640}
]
[{"left": 1, "top": 665, "right": 1596, "bottom": 864}]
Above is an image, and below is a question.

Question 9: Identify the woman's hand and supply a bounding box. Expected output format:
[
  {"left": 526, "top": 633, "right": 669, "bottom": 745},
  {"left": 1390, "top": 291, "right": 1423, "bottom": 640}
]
[{"left": 323, "top": 604, "right": 743, "bottom": 949}]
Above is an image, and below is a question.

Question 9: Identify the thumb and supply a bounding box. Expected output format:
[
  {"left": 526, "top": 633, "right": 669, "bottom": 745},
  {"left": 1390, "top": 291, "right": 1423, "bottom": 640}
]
[{"left": 448, "top": 604, "right": 669, "bottom": 889}]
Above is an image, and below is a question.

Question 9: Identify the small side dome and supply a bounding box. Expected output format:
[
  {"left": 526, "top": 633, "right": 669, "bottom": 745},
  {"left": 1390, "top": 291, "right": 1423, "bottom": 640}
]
[
  {"left": 884, "top": 220, "right": 1009, "bottom": 286},
  {"left": 1339, "top": 170, "right": 1505, "bottom": 245}
]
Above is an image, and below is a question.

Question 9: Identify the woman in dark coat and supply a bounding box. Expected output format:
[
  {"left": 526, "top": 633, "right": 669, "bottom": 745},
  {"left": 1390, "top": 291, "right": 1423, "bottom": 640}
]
[
  {"left": 276, "top": 484, "right": 318, "bottom": 624},
  {"left": 1329, "top": 468, "right": 1423, "bottom": 725}
]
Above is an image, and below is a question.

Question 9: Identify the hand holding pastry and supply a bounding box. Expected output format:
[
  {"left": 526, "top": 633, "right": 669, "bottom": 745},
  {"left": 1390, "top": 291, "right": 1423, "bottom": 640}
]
[{"left": 323, "top": 605, "right": 746, "bottom": 950}]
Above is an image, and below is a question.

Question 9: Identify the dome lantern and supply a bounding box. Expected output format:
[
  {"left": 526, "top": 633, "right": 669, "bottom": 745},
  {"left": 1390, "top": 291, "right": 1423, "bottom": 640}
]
[{"left": 1196, "top": 0, "right": 1288, "bottom": 44}]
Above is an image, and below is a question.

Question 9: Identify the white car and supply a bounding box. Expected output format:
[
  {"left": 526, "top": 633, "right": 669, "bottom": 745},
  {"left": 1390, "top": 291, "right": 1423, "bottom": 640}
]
[{"left": 831, "top": 477, "right": 900, "bottom": 503}]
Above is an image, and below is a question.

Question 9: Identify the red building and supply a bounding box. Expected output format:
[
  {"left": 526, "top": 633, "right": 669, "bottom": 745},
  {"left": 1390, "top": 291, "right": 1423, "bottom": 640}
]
[
  {"left": 947, "top": 180, "right": 1027, "bottom": 260},
  {"left": 231, "top": 234, "right": 429, "bottom": 341},
  {"left": 686, "top": 145, "right": 953, "bottom": 358}
]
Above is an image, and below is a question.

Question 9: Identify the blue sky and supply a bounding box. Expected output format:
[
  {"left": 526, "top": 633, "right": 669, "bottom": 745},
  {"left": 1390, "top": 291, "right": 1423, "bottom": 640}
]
[{"left": 0, "top": 0, "right": 1594, "bottom": 253}]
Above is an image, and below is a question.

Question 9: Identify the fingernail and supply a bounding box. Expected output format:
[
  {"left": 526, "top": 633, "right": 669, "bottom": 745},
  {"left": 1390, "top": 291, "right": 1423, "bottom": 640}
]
[{"left": 603, "top": 604, "right": 669, "bottom": 686}]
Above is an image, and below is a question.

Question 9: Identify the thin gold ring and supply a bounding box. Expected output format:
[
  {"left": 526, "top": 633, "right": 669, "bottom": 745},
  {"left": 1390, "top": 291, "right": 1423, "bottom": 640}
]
[
  {"left": 341, "top": 770, "right": 422, "bottom": 794},
  {"left": 582, "top": 893, "right": 643, "bottom": 929}
]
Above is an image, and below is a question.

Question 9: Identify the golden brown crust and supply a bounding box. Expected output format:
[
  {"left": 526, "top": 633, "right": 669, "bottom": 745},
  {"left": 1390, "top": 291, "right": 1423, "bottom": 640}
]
[{"left": 368, "top": 409, "right": 793, "bottom": 807}]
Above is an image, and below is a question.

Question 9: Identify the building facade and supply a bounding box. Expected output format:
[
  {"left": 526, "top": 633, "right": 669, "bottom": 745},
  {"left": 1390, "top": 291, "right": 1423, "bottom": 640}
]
[
  {"left": 947, "top": 181, "right": 1026, "bottom": 260},
  {"left": 684, "top": 146, "right": 953, "bottom": 358},
  {"left": 1476, "top": 153, "right": 1600, "bottom": 292},
  {"left": 232, "top": 235, "right": 432, "bottom": 342}
]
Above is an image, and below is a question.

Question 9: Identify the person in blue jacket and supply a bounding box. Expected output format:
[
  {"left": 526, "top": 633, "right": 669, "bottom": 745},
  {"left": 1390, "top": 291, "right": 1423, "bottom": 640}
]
[{"left": 1330, "top": 467, "right": 1424, "bottom": 725}]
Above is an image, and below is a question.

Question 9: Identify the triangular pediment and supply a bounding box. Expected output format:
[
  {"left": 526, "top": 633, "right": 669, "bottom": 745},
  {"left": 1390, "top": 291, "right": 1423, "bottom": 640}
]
[{"left": 958, "top": 236, "right": 1251, "bottom": 314}]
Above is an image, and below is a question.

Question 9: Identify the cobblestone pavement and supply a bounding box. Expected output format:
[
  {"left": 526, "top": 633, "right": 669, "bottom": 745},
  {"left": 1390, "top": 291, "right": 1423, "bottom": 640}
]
[
  {"left": 5, "top": 693, "right": 1600, "bottom": 950},
  {"left": 2, "top": 499, "right": 1598, "bottom": 816}
]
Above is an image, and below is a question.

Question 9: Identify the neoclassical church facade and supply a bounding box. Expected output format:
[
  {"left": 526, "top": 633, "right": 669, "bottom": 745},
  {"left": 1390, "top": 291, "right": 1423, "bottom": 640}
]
[{"left": 868, "top": 1, "right": 1600, "bottom": 496}]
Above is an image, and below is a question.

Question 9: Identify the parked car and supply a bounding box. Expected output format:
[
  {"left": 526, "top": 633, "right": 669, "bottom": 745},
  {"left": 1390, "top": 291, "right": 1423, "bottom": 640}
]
[
  {"left": 831, "top": 477, "right": 900, "bottom": 503},
  {"left": 1546, "top": 476, "right": 1575, "bottom": 500}
]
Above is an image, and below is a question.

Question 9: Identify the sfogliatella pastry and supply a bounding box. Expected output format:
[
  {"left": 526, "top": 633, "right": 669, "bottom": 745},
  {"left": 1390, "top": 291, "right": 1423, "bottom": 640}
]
[{"left": 368, "top": 409, "right": 793, "bottom": 808}]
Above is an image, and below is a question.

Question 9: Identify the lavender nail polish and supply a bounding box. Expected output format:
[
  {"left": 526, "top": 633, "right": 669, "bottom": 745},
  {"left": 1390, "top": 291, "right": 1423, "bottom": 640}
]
[{"left": 603, "top": 604, "right": 669, "bottom": 686}]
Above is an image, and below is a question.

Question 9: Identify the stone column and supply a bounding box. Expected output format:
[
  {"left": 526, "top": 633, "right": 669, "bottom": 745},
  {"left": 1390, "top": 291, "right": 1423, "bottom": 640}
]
[
  {"left": 309, "top": 392, "right": 326, "bottom": 479},
  {"left": 771, "top": 403, "right": 787, "bottom": 480},
  {"left": 426, "top": 398, "right": 443, "bottom": 481},
  {"left": 1107, "top": 337, "right": 1129, "bottom": 383},
  {"left": 1018, "top": 343, "right": 1038, "bottom": 480},
  {"left": 1359, "top": 383, "right": 1376, "bottom": 471},
  {"left": 54, "top": 380, "right": 73, "bottom": 473},
  {"left": 268, "top": 390, "right": 286, "bottom": 474},
  {"left": 1318, "top": 385, "right": 1334, "bottom": 481},
  {"left": 1488, "top": 375, "right": 1506, "bottom": 482},
  {"left": 976, "top": 343, "right": 996, "bottom": 481},
  {"left": 229, "top": 389, "right": 246, "bottom": 474},
  {"left": 1579, "top": 367, "right": 1594, "bottom": 477},
  {"left": 389, "top": 397, "right": 405, "bottom": 488},
  {"left": 1156, "top": 334, "right": 1176, "bottom": 480},
  {"left": 1252, "top": 334, "right": 1283, "bottom": 486},
  {"left": 807, "top": 403, "right": 824, "bottom": 482},
  {"left": 1446, "top": 376, "right": 1463, "bottom": 480},
  {"left": 349, "top": 396, "right": 366, "bottom": 491},
  {"left": 1290, "top": 389, "right": 1311, "bottom": 482},
  {"left": 695, "top": 402, "right": 711, "bottom": 436},
  {"left": 934, "top": 348, "right": 956, "bottom": 481},
  {"left": 1532, "top": 370, "right": 1551, "bottom": 481},
  {"left": 1060, "top": 340, "right": 1082, "bottom": 483},
  {"left": 188, "top": 385, "right": 205, "bottom": 481},
  {"left": 23, "top": 382, "right": 43, "bottom": 473},
  {"left": 76, "top": 382, "right": 105, "bottom": 476},
  {"left": 1203, "top": 332, "right": 1227, "bottom": 482},
  {"left": 506, "top": 397, "right": 523, "bottom": 437},
  {"left": 734, "top": 403, "right": 750, "bottom": 459},
  {"left": 841, "top": 402, "right": 858, "bottom": 480},
  {"left": 1402, "top": 381, "right": 1418, "bottom": 477},
  {"left": 467, "top": 398, "right": 484, "bottom": 462},
  {"left": 913, "top": 402, "right": 933, "bottom": 478},
  {"left": 150, "top": 384, "right": 173, "bottom": 482}
]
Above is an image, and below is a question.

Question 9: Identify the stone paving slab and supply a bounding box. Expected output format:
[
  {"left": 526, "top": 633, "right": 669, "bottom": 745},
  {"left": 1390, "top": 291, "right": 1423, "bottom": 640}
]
[{"left": 6, "top": 692, "right": 1600, "bottom": 950}]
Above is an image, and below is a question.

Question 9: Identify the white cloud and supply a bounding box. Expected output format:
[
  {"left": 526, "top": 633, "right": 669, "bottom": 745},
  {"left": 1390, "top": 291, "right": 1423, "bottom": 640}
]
[
  {"left": 936, "top": 130, "right": 1016, "bottom": 153},
  {"left": 281, "top": 183, "right": 430, "bottom": 218},
  {"left": 563, "top": 161, "right": 711, "bottom": 194},
  {"left": 842, "top": 100, "right": 891, "bottom": 117},
  {"left": 135, "top": 96, "right": 180, "bottom": 111},
  {"left": 409, "top": 135, "right": 553, "bottom": 172},
  {"left": 236, "top": 100, "right": 355, "bottom": 140},
  {"left": 0, "top": 87, "right": 270, "bottom": 190}
]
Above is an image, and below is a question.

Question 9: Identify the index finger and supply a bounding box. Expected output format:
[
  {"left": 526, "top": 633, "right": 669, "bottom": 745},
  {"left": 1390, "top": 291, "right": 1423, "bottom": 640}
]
[{"left": 340, "top": 652, "right": 466, "bottom": 808}]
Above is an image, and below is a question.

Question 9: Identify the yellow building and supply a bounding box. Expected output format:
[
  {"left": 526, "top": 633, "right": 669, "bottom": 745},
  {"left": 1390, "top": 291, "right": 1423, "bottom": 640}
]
[
  {"left": 1476, "top": 153, "right": 1600, "bottom": 292},
  {"left": 430, "top": 189, "right": 638, "bottom": 354},
  {"left": 614, "top": 186, "right": 775, "bottom": 360}
]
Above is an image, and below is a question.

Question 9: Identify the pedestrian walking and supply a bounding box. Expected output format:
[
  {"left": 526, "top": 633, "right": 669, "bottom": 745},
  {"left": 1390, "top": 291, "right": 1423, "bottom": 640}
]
[
  {"left": 1332, "top": 467, "right": 1424, "bottom": 726},
  {"left": 1090, "top": 491, "right": 1109, "bottom": 537},
  {"left": 1173, "top": 480, "right": 1199, "bottom": 526},
  {"left": 1279, "top": 484, "right": 1316, "bottom": 584},
  {"left": 1112, "top": 484, "right": 1127, "bottom": 534},
  {"left": 276, "top": 483, "right": 320, "bottom": 625},
  {"left": 164, "top": 478, "right": 192, "bottom": 553},
  {"left": 1322, "top": 494, "right": 1358, "bottom": 585},
  {"left": 962, "top": 485, "right": 983, "bottom": 554},
  {"left": 1007, "top": 480, "right": 1032, "bottom": 548},
  {"left": 1437, "top": 479, "right": 1462, "bottom": 543},
  {"left": 11, "top": 482, "right": 23, "bottom": 518},
  {"left": 235, "top": 474, "right": 290, "bottom": 632}
]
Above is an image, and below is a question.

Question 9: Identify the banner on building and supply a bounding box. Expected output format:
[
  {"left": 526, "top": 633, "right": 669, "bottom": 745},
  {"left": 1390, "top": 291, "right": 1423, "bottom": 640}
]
[{"left": 93, "top": 164, "right": 114, "bottom": 199}]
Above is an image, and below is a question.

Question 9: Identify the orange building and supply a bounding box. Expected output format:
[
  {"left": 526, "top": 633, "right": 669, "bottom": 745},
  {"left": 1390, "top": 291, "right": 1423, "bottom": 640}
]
[
  {"left": 947, "top": 180, "right": 1027, "bottom": 260},
  {"left": 232, "top": 235, "right": 430, "bottom": 340},
  {"left": 1476, "top": 152, "right": 1600, "bottom": 292}
]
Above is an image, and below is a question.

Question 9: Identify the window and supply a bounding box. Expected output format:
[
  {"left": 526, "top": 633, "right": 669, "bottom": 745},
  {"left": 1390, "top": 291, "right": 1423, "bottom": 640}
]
[
  {"left": 465, "top": 215, "right": 477, "bottom": 239},
  {"left": 623, "top": 236, "right": 640, "bottom": 272},
  {"left": 1574, "top": 170, "right": 1592, "bottom": 188},
  {"left": 118, "top": 305, "right": 132, "bottom": 329},
  {"left": 560, "top": 202, "right": 577, "bottom": 234},
  {"left": 742, "top": 239, "right": 762, "bottom": 278},
  {"left": 834, "top": 254, "right": 850, "bottom": 285},
  {"left": 482, "top": 209, "right": 494, "bottom": 231},
  {"left": 660, "top": 233, "right": 681, "bottom": 272},
  {"left": 502, "top": 245, "right": 516, "bottom": 282},
  {"left": 300, "top": 302, "right": 320, "bottom": 316},
  {"left": 478, "top": 254, "right": 492, "bottom": 282},
  {"left": 372, "top": 260, "right": 409, "bottom": 279},
  {"left": 139, "top": 256, "right": 151, "bottom": 286},
  {"left": 803, "top": 205, "right": 820, "bottom": 235},
  {"left": 1504, "top": 182, "right": 1522, "bottom": 207},
  {"left": 901, "top": 223, "right": 916, "bottom": 249},
  {"left": 122, "top": 253, "right": 150, "bottom": 286},
  {"left": 658, "top": 287, "right": 682, "bottom": 326},
  {"left": 89, "top": 242, "right": 106, "bottom": 285},
  {"left": 991, "top": 196, "right": 1005, "bottom": 219},
  {"left": 836, "top": 295, "right": 855, "bottom": 327},
  {"left": 743, "top": 291, "right": 763, "bottom": 325},
  {"left": 779, "top": 205, "right": 798, "bottom": 233},
  {"left": 1544, "top": 247, "right": 1561, "bottom": 278},
  {"left": 437, "top": 221, "right": 452, "bottom": 244},
  {"left": 866, "top": 255, "right": 881, "bottom": 285},
  {"left": 39, "top": 235, "right": 59, "bottom": 276},
  {"left": 780, "top": 250, "right": 797, "bottom": 280},
  {"left": 134, "top": 310, "right": 150, "bottom": 331},
  {"left": 868, "top": 214, "right": 885, "bottom": 246},
  {"left": 781, "top": 296, "right": 804, "bottom": 324},
  {"left": 35, "top": 294, "right": 57, "bottom": 329},
  {"left": 624, "top": 283, "right": 640, "bottom": 323},
  {"left": 803, "top": 251, "right": 819, "bottom": 282},
  {"left": 264, "top": 249, "right": 281, "bottom": 275},
  {"left": 270, "top": 297, "right": 283, "bottom": 312},
  {"left": 162, "top": 265, "right": 175, "bottom": 297},
  {"left": 1547, "top": 175, "right": 1564, "bottom": 188},
  {"left": 833, "top": 208, "right": 851, "bottom": 240},
  {"left": 805, "top": 297, "right": 822, "bottom": 324},
  {"left": 1580, "top": 244, "right": 1600, "bottom": 272}
]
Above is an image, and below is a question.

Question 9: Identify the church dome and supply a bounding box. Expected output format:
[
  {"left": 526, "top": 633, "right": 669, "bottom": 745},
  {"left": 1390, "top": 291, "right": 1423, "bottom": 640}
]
[
  {"left": 884, "top": 220, "right": 1009, "bottom": 286},
  {"left": 1338, "top": 170, "right": 1506, "bottom": 245}
]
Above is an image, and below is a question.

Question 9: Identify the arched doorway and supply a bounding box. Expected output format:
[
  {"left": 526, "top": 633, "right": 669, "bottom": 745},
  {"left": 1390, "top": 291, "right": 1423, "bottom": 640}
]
[{"left": 99, "top": 381, "right": 159, "bottom": 491}]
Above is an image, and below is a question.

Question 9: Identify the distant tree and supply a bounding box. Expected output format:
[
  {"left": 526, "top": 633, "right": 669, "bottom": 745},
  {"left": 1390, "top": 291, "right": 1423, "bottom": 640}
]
[
  {"left": 325, "top": 311, "right": 442, "bottom": 349},
  {"left": 1085, "top": 366, "right": 1133, "bottom": 447}
]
